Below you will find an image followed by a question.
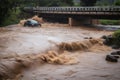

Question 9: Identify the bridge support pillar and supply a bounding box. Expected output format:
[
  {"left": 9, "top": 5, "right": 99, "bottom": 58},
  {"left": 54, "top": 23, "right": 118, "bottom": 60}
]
[
  {"left": 92, "top": 19, "right": 100, "bottom": 25},
  {"left": 68, "top": 17, "right": 93, "bottom": 26},
  {"left": 68, "top": 17, "right": 82, "bottom": 26}
]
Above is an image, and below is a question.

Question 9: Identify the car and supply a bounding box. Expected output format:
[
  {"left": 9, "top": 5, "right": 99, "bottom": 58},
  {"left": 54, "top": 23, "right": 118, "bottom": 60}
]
[{"left": 24, "top": 19, "right": 41, "bottom": 27}]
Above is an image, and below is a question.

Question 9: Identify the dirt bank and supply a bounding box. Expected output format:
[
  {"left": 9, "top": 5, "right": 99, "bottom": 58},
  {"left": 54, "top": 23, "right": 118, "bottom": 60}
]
[{"left": 0, "top": 23, "right": 120, "bottom": 80}]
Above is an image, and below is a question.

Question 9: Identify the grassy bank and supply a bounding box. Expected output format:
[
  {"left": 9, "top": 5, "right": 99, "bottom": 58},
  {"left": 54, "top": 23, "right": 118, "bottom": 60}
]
[{"left": 100, "top": 20, "right": 120, "bottom": 25}]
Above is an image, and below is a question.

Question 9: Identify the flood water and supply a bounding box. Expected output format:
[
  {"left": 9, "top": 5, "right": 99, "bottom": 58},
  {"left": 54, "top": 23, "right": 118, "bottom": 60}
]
[
  {"left": 0, "top": 23, "right": 120, "bottom": 80},
  {"left": 96, "top": 24, "right": 120, "bottom": 31}
]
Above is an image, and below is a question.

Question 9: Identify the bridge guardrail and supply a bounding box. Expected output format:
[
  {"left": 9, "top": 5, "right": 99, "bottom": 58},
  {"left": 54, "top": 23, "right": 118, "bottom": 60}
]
[
  {"left": 33, "top": 6, "right": 120, "bottom": 12},
  {"left": 24, "top": 6, "right": 120, "bottom": 15}
]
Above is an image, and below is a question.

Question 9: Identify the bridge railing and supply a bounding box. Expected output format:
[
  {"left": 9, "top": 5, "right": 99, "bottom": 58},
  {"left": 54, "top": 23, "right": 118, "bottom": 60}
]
[
  {"left": 33, "top": 6, "right": 120, "bottom": 12},
  {"left": 24, "top": 6, "right": 120, "bottom": 14}
]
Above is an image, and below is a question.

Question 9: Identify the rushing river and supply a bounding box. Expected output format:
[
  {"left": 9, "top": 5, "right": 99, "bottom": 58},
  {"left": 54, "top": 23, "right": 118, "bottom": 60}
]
[
  {"left": 0, "top": 23, "right": 120, "bottom": 80},
  {"left": 96, "top": 24, "right": 120, "bottom": 31}
]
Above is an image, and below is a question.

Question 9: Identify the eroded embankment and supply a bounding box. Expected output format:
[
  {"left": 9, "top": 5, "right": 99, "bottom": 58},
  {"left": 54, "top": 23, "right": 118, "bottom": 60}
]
[{"left": 0, "top": 38, "right": 111, "bottom": 80}]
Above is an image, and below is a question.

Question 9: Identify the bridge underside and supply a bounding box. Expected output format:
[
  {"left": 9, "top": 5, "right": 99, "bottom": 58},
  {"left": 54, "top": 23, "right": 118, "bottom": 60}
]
[
  {"left": 39, "top": 13, "right": 120, "bottom": 20},
  {"left": 38, "top": 13, "right": 120, "bottom": 26}
]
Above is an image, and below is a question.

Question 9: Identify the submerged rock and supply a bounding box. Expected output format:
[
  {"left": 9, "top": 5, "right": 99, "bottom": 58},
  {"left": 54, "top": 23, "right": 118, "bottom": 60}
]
[
  {"left": 103, "top": 35, "right": 114, "bottom": 45},
  {"left": 111, "top": 51, "right": 120, "bottom": 55},
  {"left": 112, "top": 45, "right": 120, "bottom": 49},
  {"left": 105, "top": 55, "right": 118, "bottom": 62}
]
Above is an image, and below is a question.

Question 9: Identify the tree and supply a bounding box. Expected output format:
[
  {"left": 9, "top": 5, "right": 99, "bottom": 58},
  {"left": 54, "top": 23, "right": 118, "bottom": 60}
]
[
  {"left": 95, "top": 0, "right": 110, "bottom": 6},
  {"left": 38, "top": 0, "right": 74, "bottom": 6},
  {"left": 48, "top": 0, "right": 61, "bottom": 6},
  {"left": 114, "top": 0, "right": 120, "bottom": 6},
  {"left": 0, "top": 0, "right": 39, "bottom": 26},
  {"left": 61, "top": 0, "right": 74, "bottom": 6},
  {"left": 80, "top": 0, "right": 97, "bottom": 6},
  {"left": 0, "top": 0, "right": 74, "bottom": 26},
  {"left": 0, "top": 0, "right": 16, "bottom": 25}
]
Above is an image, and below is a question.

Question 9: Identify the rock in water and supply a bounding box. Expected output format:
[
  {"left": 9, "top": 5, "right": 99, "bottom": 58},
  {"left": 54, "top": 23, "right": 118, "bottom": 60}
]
[{"left": 105, "top": 55, "right": 118, "bottom": 62}]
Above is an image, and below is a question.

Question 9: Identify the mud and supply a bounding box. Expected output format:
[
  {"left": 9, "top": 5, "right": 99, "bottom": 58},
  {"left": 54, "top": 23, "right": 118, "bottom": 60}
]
[{"left": 0, "top": 23, "right": 120, "bottom": 80}]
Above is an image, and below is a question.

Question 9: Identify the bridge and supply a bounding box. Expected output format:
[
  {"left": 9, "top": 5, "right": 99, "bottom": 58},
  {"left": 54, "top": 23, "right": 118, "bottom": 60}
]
[{"left": 24, "top": 7, "right": 120, "bottom": 26}]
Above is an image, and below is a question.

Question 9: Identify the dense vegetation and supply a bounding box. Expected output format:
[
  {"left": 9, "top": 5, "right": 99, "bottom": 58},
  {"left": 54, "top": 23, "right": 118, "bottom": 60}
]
[
  {"left": 113, "top": 30, "right": 120, "bottom": 46},
  {"left": 81, "top": 0, "right": 97, "bottom": 6},
  {"left": 0, "top": 0, "right": 74, "bottom": 26},
  {"left": 0, "top": 0, "right": 120, "bottom": 26},
  {"left": 0, "top": 0, "right": 18, "bottom": 26},
  {"left": 96, "top": 0, "right": 120, "bottom": 6},
  {"left": 36, "top": 0, "right": 74, "bottom": 7},
  {"left": 114, "top": 0, "right": 120, "bottom": 6}
]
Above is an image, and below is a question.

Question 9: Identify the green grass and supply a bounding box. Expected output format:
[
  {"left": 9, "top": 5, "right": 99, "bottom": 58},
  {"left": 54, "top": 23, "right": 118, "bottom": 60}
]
[{"left": 100, "top": 20, "right": 120, "bottom": 25}]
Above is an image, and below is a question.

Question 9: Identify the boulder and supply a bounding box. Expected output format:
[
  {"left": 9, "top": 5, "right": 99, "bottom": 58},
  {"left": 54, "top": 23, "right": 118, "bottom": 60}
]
[
  {"left": 111, "top": 51, "right": 120, "bottom": 55},
  {"left": 105, "top": 55, "right": 118, "bottom": 62}
]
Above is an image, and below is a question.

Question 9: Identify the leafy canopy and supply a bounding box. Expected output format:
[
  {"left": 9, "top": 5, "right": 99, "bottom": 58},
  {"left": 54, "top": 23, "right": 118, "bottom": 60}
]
[{"left": 81, "top": 0, "right": 97, "bottom": 6}]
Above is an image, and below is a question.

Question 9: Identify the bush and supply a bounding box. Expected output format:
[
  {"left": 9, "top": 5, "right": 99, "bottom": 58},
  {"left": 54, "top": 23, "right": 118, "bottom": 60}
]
[
  {"left": 2, "top": 8, "right": 21, "bottom": 26},
  {"left": 113, "top": 30, "right": 120, "bottom": 46}
]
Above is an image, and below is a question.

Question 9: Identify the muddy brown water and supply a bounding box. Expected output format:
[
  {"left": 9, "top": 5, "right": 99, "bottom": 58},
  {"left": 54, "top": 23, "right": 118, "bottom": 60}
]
[{"left": 0, "top": 23, "right": 120, "bottom": 80}]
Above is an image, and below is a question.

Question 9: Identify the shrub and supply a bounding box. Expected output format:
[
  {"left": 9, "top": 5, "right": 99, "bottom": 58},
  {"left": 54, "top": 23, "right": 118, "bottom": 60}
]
[
  {"left": 113, "top": 30, "right": 120, "bottom": 46},
  {"left": 2, "top": 8, "right": 21, "bottom": 26}
]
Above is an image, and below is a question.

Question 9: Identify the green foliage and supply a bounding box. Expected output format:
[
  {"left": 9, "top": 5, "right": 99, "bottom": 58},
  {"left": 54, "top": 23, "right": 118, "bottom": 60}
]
[
  {"left": 2, "top": 8, "right": 21, "bottom": 26},
  {"left": 113, "top": 30, "right": 120, "bottom": 46},
  {"left": 61, "top": 0, "right": 74, "bottom": 6},
  {"left": 95, "top": 0, "right": 120, "bottom": 6},
  {"left": 0, "top": 0, "right": 17, "bottom": 26},
  {"left": 95, "top": 0, "right": 110, "bottom": 6},
  {"left": 100, "top": 20, "right": 120, "bottom": 25},
  {"left": 0, "top": 0, "right": 74, "bottom": 26},
  {"left": 38, "top": 0, "right": 74, "bottom": 6},
  {"left": 74, "top": 3, "right": 80, "bottom": 7},
  {"left": 114, "top": 0, "right": 120, "bottom": 6},
  {"left": 81, "top": 0, "right": 97, "bottom": 6}
]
